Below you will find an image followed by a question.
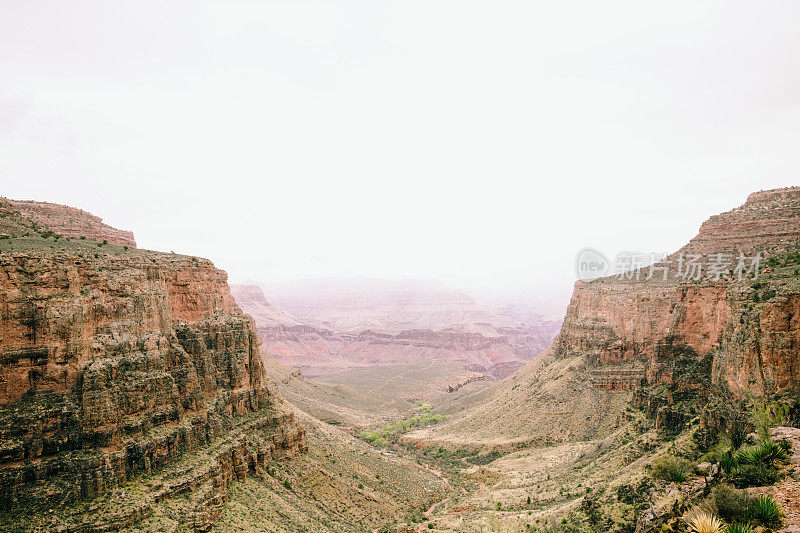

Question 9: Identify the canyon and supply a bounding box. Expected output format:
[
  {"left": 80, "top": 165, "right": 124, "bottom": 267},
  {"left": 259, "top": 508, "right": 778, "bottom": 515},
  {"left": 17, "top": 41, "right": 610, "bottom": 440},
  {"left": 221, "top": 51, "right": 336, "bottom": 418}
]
[
  {"left": 2, "top": 187, "right": 800, "bottom": 532},
  {"left": 0, "top": 198, "right": 448, "bottom": 532},
  {"left": 232, "top": 279, "right": 561, "bottom": 381}
]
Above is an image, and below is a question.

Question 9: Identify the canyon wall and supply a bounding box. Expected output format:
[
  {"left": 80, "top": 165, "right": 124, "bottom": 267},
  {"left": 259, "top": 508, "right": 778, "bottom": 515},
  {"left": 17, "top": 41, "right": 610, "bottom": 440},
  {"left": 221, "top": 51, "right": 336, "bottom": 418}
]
[
  {"left": 419, "top": 188, "right": 800, "bottom": 445},
  {"left": 0, "top": 200, "right": 306, "bottom": 526},
  {"left": 558, "top": 187, "right": 800, "bottom": 398},
  {"left": 234, "top": 282, "right": 561, "bottom": 379}
]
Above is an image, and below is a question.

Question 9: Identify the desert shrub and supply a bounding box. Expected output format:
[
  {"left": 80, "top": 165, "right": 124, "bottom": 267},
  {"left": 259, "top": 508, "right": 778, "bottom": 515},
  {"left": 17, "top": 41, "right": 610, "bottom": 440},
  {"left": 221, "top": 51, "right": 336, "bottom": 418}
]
[
  {"left": 729, "top": 462, "right": 781, "bottom": 488},
  {"left": 537, "top": 516, "right": 590, "bottom": 532},
  {"left": 735, "top": 439, "right": 787, "bottom": 466},
  {"left": 686, "top": 510, "right": 724, "bottom": 533},
  {"left": 727, "top": 418, "right": 749, "bottom": 450},
  {"left": 718, "top": 450, "right": 737, "bottom": 473},
  {"left": 750, "top": 494, "right": 782, "bottom": 526},
  {"left": 652, "top": 456, "right": 692, "bottom": 482},
  {"left": 712, "top": 484, "right": 752, "bottom": 524},
  {"left": 700, "top": 450, "right": 721, "bottom": 464},
  {"left": 753, "top": 401, "right": 790, "bottom": 439}
]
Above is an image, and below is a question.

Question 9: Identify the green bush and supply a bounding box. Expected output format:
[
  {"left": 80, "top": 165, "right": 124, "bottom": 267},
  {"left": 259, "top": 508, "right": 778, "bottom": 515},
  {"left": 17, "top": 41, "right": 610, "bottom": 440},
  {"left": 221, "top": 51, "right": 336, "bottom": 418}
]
[
  {"left": 719, "top": 451, "right": 737, "bottom": 473},
  {"left": 712, "top": 484, "right": 752, "bottom": 524},
  {"left": 652, "top": 456, "right": 692, "bottom": 482},
  {"left": 750, "top": 494, "right": 782, "bottom": 526},
  {"left": 727, "top": 418, "right": 749, "bottom": 450},
  {"left": 730, "top": 462, "right": 781, "bottom": 488}
]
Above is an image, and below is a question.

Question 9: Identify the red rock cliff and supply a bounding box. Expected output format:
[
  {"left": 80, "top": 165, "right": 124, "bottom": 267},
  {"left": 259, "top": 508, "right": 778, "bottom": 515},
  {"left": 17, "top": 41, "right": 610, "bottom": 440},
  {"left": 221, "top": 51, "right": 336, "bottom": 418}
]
[
  {"left": 557, "top": 187, "right": 800, "bottom": 404},
  {"left": 0, "top": 200, "right": 306, "bottom": 521}
]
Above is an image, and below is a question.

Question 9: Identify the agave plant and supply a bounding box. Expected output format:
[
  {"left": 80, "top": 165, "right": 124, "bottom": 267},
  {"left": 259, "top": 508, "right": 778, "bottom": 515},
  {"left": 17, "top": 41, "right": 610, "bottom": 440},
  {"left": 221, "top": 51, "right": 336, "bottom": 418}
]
[
  {"left": 751, "top": 494, "right": 782, "bottom": 526},
  {"left": 723, "top": 524, "right": 753, "bottom": 533},
  {"left": 738, "top": 439, "right": 789, "bottom": 466},
  {"left": 686, "top": 511, "right": 725, "bottom": 533}
]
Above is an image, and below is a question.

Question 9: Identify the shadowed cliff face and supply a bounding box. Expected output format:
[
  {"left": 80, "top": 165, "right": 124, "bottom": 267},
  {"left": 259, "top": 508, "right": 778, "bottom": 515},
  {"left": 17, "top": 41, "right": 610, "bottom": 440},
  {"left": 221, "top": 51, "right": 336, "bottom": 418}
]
[
  {"left": 233, "top": 282, "right": 562, "bottom": 379},
  {"left": 0, "top": 199, "right": 306, "bottom": 522}
]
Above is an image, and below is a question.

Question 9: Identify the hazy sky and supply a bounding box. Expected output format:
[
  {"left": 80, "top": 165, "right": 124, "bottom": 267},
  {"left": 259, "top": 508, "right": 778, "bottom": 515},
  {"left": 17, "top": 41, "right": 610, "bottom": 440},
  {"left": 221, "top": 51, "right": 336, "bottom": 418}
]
[{"left": 2, "top": 1, "right": 799, "bottom": 301}]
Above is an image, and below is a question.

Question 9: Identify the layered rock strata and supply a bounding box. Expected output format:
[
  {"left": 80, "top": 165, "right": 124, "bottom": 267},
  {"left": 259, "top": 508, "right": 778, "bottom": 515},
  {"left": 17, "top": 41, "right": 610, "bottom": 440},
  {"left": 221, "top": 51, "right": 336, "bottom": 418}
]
[
  {"left": 234, "top": 283, "right": 561, "bottom": 379},
  {"left": 0, "top": 200, "right": 306, "bottom": 525}
]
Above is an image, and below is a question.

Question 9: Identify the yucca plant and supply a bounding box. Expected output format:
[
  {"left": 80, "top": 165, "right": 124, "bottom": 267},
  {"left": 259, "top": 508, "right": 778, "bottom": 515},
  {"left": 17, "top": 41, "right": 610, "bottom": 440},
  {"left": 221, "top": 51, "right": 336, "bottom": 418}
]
[
  {"left": 751, "top": 494, "right": 782, "bottom": 526},
  {"left": 723, "top": 524, "right": 753, "bottom": 533},
  {"left": 750, "top": 440, "right": 787, "bottom": 465},
  {"left": 719, "top": 450, "right": 737, "bottom": 473},
  {"left": 734, "top": 440, "right": 787, "bottom": 469},
  {"left": 686, "top": 510, "right": 725, "bottom": 533}
]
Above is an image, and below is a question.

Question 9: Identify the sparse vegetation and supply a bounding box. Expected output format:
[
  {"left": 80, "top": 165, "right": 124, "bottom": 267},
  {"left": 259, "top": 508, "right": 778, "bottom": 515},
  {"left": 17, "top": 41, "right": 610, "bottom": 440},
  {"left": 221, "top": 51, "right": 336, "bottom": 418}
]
[
  {"left": 358, "top": 402, "right": 444, "bottom": 447},
  {"left": 712, "top": 484, "right": 752, "bottom": 524},
  {"left": 750, "top": 494, "right": 782, "bottom": 527},
  {"left": 686, "top": 510, "right": 724, "bottom": 533},
  {"left": 651, "top": 455, "right": 692, "bottom": 482},
  {"left": 729, "top": 462, "right": 781, "bottom": 487}
]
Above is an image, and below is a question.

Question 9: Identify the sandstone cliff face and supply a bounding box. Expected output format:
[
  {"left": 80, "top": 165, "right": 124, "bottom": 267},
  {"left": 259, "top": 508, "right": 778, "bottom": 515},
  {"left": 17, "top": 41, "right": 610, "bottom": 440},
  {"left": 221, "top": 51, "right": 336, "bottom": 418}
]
[
  {"left": 558, "top": 188, "right": 800, "bottom": 399},
  {"left": 0, "top": 201, "right": 306, "bottom": 525},
  {"left": 8, "top": 199, "right": 137, "bottom": 247},
  {"left": 677, "top": 187, "right": 800, "bottom": 258}
]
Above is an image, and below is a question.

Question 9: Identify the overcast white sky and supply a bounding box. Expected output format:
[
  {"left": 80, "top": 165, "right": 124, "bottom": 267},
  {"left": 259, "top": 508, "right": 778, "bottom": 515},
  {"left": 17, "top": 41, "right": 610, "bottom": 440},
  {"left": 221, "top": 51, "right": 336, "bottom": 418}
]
[{"left": 1, "top": 1, "right": 799, "bottom": 303}]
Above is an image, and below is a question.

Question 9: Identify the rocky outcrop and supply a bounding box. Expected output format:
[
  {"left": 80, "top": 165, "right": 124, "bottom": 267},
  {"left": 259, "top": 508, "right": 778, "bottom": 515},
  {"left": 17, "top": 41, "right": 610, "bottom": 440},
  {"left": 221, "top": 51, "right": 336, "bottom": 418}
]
[
  {"left": 558, "top": 188, "right": 800, "bottom": 399},
  {"left": 677, "top": 186, "right": 800, "bottom": 258},
  {"left": 8, "top": 199, "right": 137, "bottom": 247},
  {"left": 0, "top": 201, "right": 306, "bottom": 526},
  {"left": 549, "top": 187, "right": 800, "bottom": 440}
]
